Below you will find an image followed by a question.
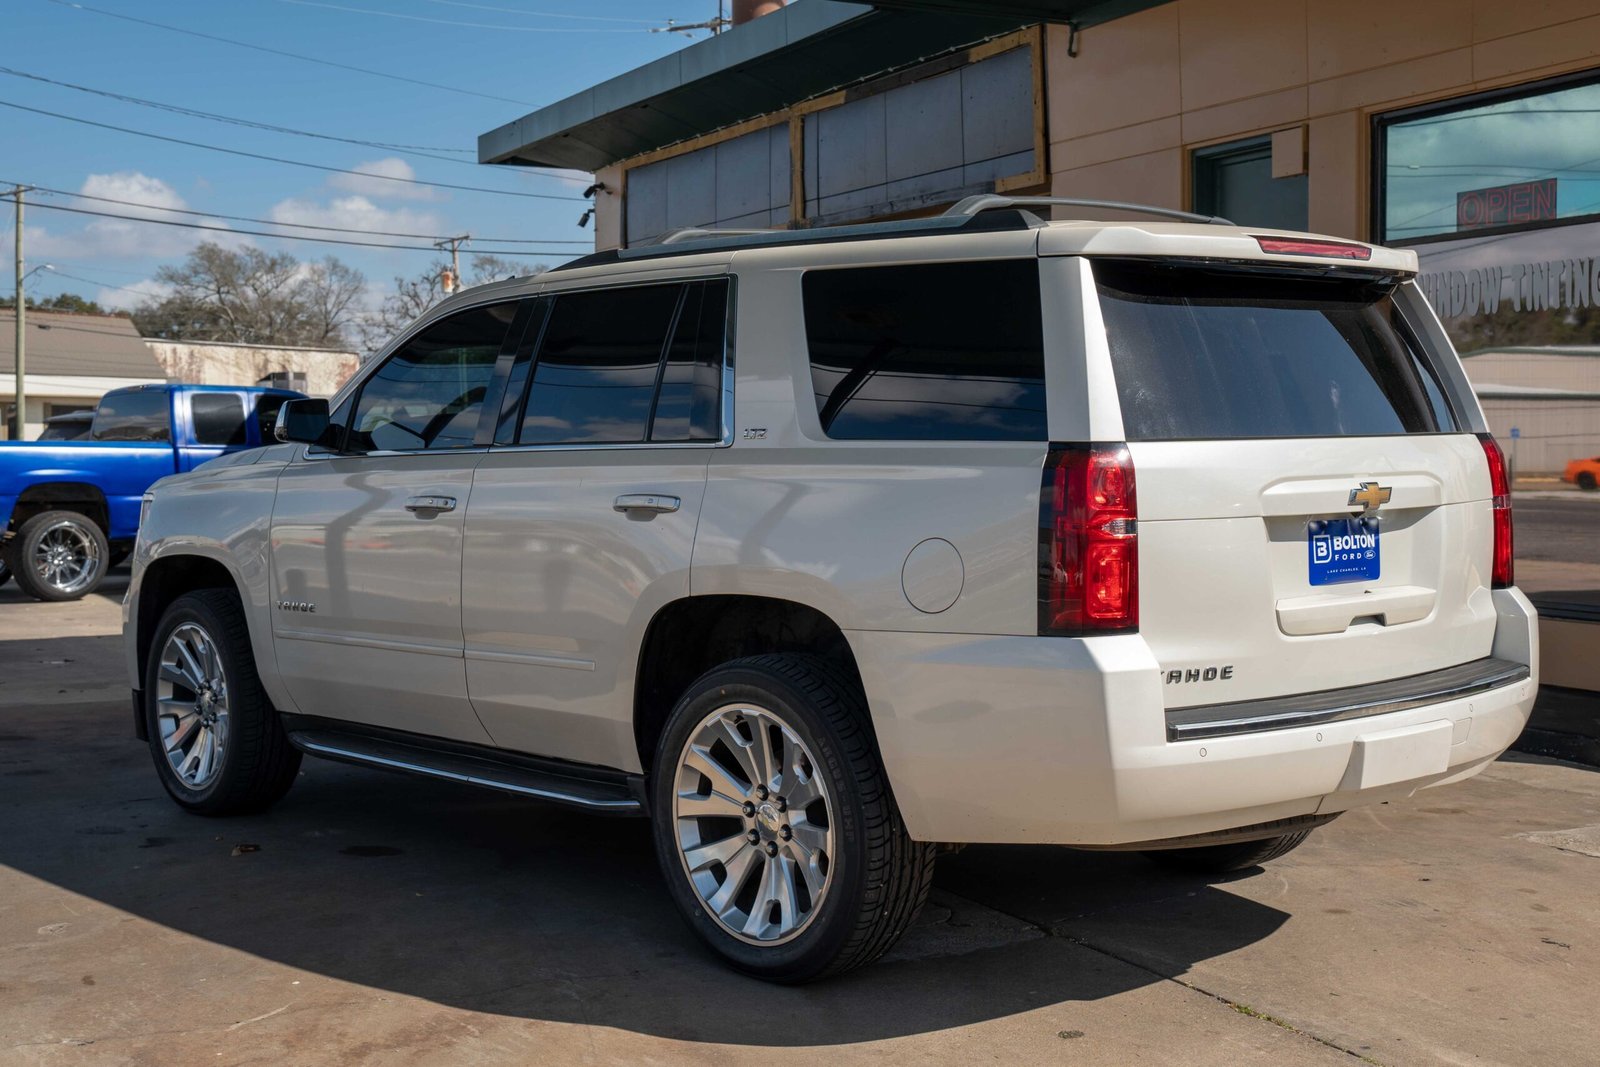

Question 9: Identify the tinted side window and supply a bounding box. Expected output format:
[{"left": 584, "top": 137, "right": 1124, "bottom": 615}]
[
  {"left": 803, "top": 260, "right": 1046, "bottom": 441},
  {"left": 254, "top": 394, "right": 291, "bottom": 443},
  {"left": 1095, "top": 261, "right": 1458, "bottom": 441},
  {"left": 190, "top": 393, "right": 246, "bottom": 446},
  {"left": 651, "top": 279, "right": 727, "bottom": 442},
  {"left": 92, "top": 390, "right": 171, "bottom": 442},
  {"left": 519, "top": 284, "right": 681, "bottom": 445},
  {"left": 349, "top": 302, "right": 516, "bottom": 452}
]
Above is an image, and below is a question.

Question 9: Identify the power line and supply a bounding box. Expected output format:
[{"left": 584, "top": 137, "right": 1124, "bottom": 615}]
[
  {"left": 0, "top": 66, "right": 486, "bottom": 164},
  {"left": 44, "top": 0, "right": 538, "bottom": 107},
  {"left": 272, "top": 0, "right": 647, "bottom": 31},
  {"left": 420, "top": 0, "right": 669, "bottom": 21},
  {"left": 0, "top": 99, "right": 585, "bottom": 201},
  {"left": 45, "top": 268, "right": 158, "bottom": 297},
  {"left": 24, "top": 200, "right": 573, "bottom": 257},
  {"left": 8, "top": 181, "right": 592, "bottom": 244}
]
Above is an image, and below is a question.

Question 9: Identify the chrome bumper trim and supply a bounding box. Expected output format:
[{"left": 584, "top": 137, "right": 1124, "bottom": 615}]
[{"left": 1165, "top": 657, "right": 1531, "bottom": 742}]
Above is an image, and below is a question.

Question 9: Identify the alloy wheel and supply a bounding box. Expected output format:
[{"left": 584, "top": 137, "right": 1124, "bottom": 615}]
[
  {"left": 672, "top": 704, "right": 836, "bottom": 946},
  {"left": 155, "top": 622, "right": 231, "bottom": 789},
  {"left": 31, "top": 519, "right": 101, "bottom": 596}
]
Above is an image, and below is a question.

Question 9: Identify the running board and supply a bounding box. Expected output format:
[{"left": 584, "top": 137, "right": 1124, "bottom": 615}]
[{"left": 283, "top": 718, "right": 646, "bottom": 814}]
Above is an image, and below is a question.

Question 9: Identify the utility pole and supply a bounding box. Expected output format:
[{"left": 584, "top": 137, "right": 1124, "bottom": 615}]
[
  {"left": 12, "top": 185, "right": 30, "bottom": 442},
  {"left": 433, "top": 234, "right": 470, "bottom": 295}
]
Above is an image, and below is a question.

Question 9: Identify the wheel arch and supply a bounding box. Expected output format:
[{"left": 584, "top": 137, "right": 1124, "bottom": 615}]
[
  {"left": 632, "top": 594, "right": 872, "bottom": 774},
  {"left": 132, "top": 551, "right": 263, "bottom": 739},
  {"left": 9, "top": 482, "right": 110, "bottom": 535}
]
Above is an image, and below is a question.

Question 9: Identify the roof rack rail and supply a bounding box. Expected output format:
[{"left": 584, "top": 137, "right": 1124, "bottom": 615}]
[
  {"left": 657, "top": 227, "right": 776, "bottom": 245},
  {"left": 945, "top": 194, "right": 1233, "bottom": 226}
]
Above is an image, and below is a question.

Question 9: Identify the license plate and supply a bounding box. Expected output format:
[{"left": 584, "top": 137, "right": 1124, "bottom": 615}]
[{"left": 1308, "top": 516, "right": 1380, "bottom": 586}]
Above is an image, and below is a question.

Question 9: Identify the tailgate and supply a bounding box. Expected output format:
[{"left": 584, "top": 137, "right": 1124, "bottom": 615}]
[{"left": 1089, "top": 258, "right": 1498, "bottom": 708}]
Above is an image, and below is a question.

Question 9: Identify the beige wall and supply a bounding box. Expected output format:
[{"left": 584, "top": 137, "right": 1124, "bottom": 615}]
[
  {"left": 145, "top": 341, "right": 360, "bottom": 398},
  {"left": 1046, "top": 0, "right": 1600, "bottom": 238}
]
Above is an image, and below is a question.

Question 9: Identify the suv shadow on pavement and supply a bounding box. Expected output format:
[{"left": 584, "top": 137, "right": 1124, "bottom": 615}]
[{"left": 0, "top": 668, "right": 1291, "bottom": 1046}]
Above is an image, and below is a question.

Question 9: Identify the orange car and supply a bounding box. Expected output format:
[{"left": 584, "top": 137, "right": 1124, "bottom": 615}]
[{"left": 1564, "top": 456, "right": 1600, "bottom": 491}]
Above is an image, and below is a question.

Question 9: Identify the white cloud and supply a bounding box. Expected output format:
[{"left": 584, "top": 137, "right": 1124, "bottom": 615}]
[
  {"left": 27, "top": 172, "right": 243, "bottom": 260},
  {"left": 96, "top": 277, "right": 173, "bottom": 311},
  {"left": 328, "top": 157, "right": 442, "bottom": 201},
  {"left": 269, "top": 195, "right": 445, "bottom": 239}
]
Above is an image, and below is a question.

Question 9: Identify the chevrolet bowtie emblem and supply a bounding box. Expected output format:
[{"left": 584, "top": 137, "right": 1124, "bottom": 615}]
[{"left": 1348, "top": 481, "right": 1393, "bottom": 512}]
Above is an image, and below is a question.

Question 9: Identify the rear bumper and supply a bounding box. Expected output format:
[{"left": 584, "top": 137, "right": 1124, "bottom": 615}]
[{"left": 850, "top": 587, "right": 1539, "bottom": 845}]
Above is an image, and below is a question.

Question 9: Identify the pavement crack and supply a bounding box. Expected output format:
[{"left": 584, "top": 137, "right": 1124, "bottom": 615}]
[{"left": 935, "top": 887, "right": 1390, "bottom": 1066}]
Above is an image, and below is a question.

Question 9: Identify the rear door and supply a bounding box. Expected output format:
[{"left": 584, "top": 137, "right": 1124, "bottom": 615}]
[
  {"left": 180, "top": 391, "right": 247, "bottom": 471},
  {"left": 461, "top": 277, "right": 726, "bottom": 770},
  {"left": 1086, "top": 258, "right": 1497, "bottom": 708}
]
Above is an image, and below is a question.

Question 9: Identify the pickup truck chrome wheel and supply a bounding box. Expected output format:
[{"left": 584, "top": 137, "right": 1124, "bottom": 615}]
[
  {"left": 11, "top": 510, "right": 110, "bottom": 602},
  {"left": 155, "top": 622, "right": 231, "bottom": 789},
  {"left": 673, "top": 703, "right": 836, "bottom": 946},
  {"left": 31, "top": 518, "right": 102, "bottom": 596}
]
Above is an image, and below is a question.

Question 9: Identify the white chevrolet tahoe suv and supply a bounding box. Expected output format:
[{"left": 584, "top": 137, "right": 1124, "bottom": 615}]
[{"left": 124, "top": 196, "right": 1538, "bottom": 982}]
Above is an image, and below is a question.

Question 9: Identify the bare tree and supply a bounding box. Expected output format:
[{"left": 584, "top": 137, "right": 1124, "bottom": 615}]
[
  {"left": 358, "top": 254, "right": 545, "bottom": 354},
  {"left": 131, "top": 243, "right": 367, "bottom": 348}
]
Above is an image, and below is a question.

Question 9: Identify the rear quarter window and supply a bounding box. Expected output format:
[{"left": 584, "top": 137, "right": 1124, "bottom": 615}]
[
  {"left": 1094, "top": 261, "right": 1458, "bottom": 441},
  {"left": 802, "top": 259, "right": 1046, "bottom": 441}
]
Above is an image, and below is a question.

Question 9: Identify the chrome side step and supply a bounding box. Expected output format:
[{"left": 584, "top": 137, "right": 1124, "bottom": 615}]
[{"left": 284, "top": 720, "right": 646, "bottom": 814}]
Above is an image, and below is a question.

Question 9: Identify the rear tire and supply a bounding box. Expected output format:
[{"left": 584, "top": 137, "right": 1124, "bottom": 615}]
[
  {"left": 10, "top": 510, "right": 109, "bottom": 601},
  {"left": 650, "top": 653, "right": 935, "bottom": 982},
  {"left": 1144, "top": 830, "right": 1313, "bottom": 874},
  {"left": 144, "top": 589, "right": 301, "bottom": 815},
  {"left": 1578, "top": 471, "right": 1597, "bottom": 491}
]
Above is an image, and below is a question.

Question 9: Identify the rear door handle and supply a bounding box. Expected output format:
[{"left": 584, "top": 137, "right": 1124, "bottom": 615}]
[
  {"left": 614, "top": 494, "right": 680, "bottom": 514},
  {"left": 405, "top": 495, "right": 457, "bottom": 514}
]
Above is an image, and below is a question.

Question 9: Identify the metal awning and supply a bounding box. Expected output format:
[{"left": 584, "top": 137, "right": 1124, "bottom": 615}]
[{"left": 478, "top": 0, "right": 1170, "bottom": 172}]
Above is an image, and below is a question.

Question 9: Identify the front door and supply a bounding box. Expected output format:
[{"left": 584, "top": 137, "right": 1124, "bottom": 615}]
[
  {"left": 269, "top": 299, "right": 523, "bottom": 742},
  {"left": 462, "top": 278, "right": 728, "bottom": 769}
]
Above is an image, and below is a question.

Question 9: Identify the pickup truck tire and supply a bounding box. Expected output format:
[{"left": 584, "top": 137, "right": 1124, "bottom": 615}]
[
  {"left": 11, "top": 510, "right": 109, "bottom": 602},
  {"left": 144, "top": 589, "right": 301, "bottom": 816},
  {"left": 1143, "top": 829, "right": 1314, "bottom": 874},
  {"left": 0, "top": 555, "right": 10, "bottom": 588},
  {"left": 651, "top": 653, "right": 936, "bottom": 983}
]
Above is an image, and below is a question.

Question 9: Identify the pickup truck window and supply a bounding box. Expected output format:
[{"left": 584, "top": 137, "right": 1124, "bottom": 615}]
[
  {"left": 518, "top": 283, "right": 683, "bottom": 445},
  {"left": 254, "top": 395, "right": 291, "bottom": 442},
  {"left": 191, "top": 393, "right": 247, "bottom": 446},
  {"left": 91, "top": 389, "right": 171, "bottom": 443},
  {"left": 348, "top": 301, "right": 517, "bottom": 453}
]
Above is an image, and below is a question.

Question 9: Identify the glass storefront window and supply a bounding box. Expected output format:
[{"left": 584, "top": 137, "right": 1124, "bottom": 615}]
[
  {"left": 1378, "top": 73, "right": 1600, "bottom": 644},
  {"left": 1378, "top": 75, "right": 1600, "bottom": 243}
]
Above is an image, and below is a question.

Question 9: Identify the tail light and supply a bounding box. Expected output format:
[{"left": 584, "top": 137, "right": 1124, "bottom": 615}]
[
  {"left": 1039, "top": 444, "right": 1138, "bottom": 635},
  {"left": 1253, "top": 235, "right": 1373, "bottom": 261},
  {"left": 1478, "top": 433, "right": 1513, "bottom": 588}
]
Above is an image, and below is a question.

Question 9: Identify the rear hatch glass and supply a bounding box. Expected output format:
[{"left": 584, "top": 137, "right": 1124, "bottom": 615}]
[{"left": 1091, "top": 260, "right": 1497, "bottom": 710}]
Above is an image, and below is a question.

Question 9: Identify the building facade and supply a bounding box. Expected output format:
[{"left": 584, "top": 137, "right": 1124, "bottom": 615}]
[
  {"left": 0, "top": 309, "right": 164, "bottom": 440},
  {"left": 143, "top": 339, "right": 361, "bottom": 399},
  {"left": 481, "top": 0, "right": 1600, "bottom": 474}
]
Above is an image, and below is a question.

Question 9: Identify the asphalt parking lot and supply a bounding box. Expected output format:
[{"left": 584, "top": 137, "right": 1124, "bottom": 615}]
[{"left": 3, "top": 575, "right": 1598, "bottom": 1066}]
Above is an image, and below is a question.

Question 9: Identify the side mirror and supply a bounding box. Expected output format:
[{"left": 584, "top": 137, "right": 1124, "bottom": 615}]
[{"left": 274, "top": 398, "right": 335, "bottom": 446}]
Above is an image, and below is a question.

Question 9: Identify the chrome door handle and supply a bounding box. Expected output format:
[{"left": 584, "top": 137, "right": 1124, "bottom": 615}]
[
  {"left": 614, "top": 494, "right": 680, "bottom": 514},
  {"left": 405, "top": 495, "right": 457, "bottom": 514}
]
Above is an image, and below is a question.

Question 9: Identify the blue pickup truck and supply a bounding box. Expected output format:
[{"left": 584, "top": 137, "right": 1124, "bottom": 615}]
[{"left": 0, "top": 384, "right": 302, "bottom": 601}]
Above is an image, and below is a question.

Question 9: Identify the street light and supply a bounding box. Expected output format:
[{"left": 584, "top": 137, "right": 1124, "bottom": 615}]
[{"left": 10, "top": 263, "right": 53, "bottom": 440}]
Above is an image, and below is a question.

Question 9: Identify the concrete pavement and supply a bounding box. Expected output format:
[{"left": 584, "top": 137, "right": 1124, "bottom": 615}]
[{"left": 1, "top": 578, "right": 1596, "bottom": 1066}]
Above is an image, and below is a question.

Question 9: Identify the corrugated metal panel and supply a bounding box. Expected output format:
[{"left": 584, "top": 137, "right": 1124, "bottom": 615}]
[{"left": 627, "top": 124, "right": 791, "bottom": 244}]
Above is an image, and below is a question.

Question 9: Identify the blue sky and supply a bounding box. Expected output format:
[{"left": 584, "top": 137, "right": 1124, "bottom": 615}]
[{"left": 1, "top": 0, "right": 711, "bottom": 312}]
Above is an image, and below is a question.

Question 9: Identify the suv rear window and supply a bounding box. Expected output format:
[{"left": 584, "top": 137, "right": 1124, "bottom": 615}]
[
  {"left": 1095, "top": 261, "right": 1458, "bottom": 441},
  {"left": 803, "top": 260, "right": 1046, "bottom": 441}
]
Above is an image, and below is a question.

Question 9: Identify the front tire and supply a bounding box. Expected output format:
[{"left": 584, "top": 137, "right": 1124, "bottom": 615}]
[
  {"left": 144, "top": 589, "right": 301, "bottom": 815},
  {"left": 1144, "top": 830, "right": 1313, "bottom": 874},
  {"left": 1578, "top": 471, "right": 1597, "bottom": 491},
  {"left": 651, "top": 654, "right": 935, "bottom": 982},
  {"left": 11, "top": 510, "right": 109, "bottom": 601}
]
